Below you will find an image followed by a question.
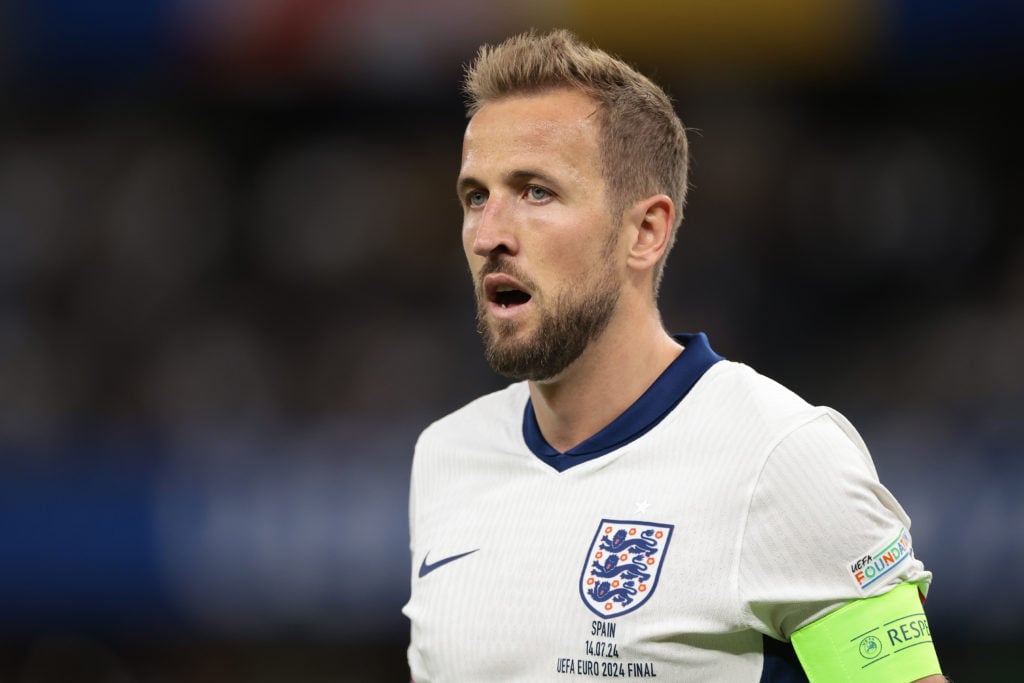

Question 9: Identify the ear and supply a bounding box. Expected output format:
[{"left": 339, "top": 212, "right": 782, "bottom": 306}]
[{"left": 625, "top": 194, "right": 675, "bottom": 275}]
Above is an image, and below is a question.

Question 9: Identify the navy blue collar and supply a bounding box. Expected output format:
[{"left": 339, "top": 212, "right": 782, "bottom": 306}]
[{"left": 523, "top": 332, "right": 723, "bottom": 472}]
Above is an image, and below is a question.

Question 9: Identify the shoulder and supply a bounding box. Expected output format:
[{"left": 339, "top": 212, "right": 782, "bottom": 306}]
[
  {"left": 409, "top": 382, "right": 533, "bottom": 509},
  {"left": 679, "top": 360, "right": 882, "bottom": 509},
  {"left": 698, "top": 359, "right": 807, "bottom": 406},
  {"left": 695, "top": 360, "right": 876, "bottom": 481},
  {"left": 416, "top": 381, "right": 530, "bottom": 453},
  {"left": 687, "top": 360, "right": 836, "bottom": 447}
]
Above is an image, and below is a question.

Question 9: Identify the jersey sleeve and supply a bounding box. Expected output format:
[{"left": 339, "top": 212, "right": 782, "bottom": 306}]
[{"left": 737, "top": 411, "right": 931, "bottom": 640}]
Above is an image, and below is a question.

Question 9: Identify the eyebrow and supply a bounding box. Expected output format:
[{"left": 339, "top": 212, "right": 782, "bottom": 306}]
[
  {"left": 456, "top": 175, "right": 483, "bottom": 198},
  {"left": 456, "top": 169, "right": 563, "bottom": 198}
]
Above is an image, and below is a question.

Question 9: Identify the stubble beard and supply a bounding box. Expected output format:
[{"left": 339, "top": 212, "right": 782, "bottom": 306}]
[{"left": 475, "top": 262, "right": 621, "bottom": 382}]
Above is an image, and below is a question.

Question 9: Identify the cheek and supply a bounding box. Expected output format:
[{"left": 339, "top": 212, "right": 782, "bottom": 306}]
[{"left": 552, "top": 230, "right": 616, "bottom": 275}]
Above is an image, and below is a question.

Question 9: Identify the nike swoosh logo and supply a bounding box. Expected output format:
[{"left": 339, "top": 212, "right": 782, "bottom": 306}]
[{"left": 418, "top": 549, "right": 479, "bottom": 578}]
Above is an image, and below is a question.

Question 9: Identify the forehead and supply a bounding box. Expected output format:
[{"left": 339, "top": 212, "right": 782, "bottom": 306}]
[{"left": 460, "top": 89, "right": 602, "bottom": 176}]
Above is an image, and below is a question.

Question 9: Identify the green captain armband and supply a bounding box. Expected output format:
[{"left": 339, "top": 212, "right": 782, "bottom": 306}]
[{"left": 791, "top": 582, "right": 941, "bottom": 682}]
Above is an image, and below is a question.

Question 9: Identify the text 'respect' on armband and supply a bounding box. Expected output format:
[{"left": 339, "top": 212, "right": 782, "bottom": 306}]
[{"left": 791, "top": 582, "right": 941, "bottom": 682}]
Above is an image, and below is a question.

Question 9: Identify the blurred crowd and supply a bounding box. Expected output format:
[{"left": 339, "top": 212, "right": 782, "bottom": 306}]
[
  {"left": 1, "top": 83, "right": 1019, "bottom": 456},
  {"left": 1, "top": 83, "right": 1020, "bottom": 452}
]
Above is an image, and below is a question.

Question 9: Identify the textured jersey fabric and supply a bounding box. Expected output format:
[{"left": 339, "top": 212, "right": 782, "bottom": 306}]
[{"left": 403, "top": 333, "right": 930, "bottom": 682}]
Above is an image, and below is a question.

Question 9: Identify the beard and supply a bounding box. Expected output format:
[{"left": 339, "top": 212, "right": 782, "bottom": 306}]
[{"left": 475, "top": 259, "right": 620, "bottom": 382}]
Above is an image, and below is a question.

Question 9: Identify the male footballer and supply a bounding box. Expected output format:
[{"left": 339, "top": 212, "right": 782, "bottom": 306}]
[{"left": 403, "top": 29, "right": 944, "bottom": 682}]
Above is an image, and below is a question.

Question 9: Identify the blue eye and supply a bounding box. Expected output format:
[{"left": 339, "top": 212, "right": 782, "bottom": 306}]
[
  {"left": 527, "top": 186, "right": 550, "bottom": 201},
  {"left": 467, "top": 190, "right": 487, "bottom": 207}
]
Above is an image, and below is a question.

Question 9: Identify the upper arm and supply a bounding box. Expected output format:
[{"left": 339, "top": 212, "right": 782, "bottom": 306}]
[
  {"left": 790, "top": 583, "right": 942, "bottom": 682},
  {"left": 738, "top": 412, "right": 932, "bottom": 638},
  {"left": 735, "top": 413, "right": 941, "bottom": 680}
]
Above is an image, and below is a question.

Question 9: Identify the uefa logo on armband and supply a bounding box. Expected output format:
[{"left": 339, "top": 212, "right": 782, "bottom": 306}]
[{"left": 579, "top": 519, "right": 674, "bottom": 619}]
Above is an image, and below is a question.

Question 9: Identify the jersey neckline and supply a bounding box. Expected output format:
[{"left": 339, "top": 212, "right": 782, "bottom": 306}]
[{"left": 522, "top": 332, "right": 724, "bottom": 472}]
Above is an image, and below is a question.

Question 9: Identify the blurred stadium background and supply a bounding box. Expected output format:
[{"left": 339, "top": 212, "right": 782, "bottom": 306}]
[{"left": 0, "top": 0, "right": 1021, "bottom": 680}]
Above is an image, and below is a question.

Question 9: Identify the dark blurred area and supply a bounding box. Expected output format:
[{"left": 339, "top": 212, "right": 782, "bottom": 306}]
[{"left": 0, "top": 1, "right": 1021, "bottom": 680}]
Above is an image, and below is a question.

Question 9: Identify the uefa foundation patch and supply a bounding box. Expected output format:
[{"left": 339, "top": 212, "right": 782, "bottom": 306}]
[
  {"left": 579, "top": 519, "right": 673, "bottom": 619},
  {"left": 848, "top": 528, "right": 913, "bottom": 591}
]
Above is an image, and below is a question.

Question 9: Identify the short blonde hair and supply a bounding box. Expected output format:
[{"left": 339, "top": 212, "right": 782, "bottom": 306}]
[{"left": 463, "top": 29, "right": 689, "bottom": 293}]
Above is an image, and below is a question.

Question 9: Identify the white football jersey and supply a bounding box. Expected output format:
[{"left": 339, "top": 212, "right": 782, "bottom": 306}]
[{"left": 403, "top": 333, "right": 930, "bottom": 682}]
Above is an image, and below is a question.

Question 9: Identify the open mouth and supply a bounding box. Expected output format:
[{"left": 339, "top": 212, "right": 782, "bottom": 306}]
[
  {"left": 484, "top": 274, "right": 533, "bottom": 311},
  {"left": 493, "top": 286, "right": 532, "bottom": 308}
]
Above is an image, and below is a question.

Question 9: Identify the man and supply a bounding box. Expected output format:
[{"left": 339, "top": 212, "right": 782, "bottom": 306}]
[{"left": 403, "top": 29, "right": 944, "bottom": 682}]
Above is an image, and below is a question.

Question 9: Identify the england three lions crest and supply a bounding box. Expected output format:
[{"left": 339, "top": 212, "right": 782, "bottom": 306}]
[{"left": 579, "top": 519, "right": 674, "bottom": 619}]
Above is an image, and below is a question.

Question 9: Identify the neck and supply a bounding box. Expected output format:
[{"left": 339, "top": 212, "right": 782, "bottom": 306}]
[{"left": 527, "top": 310, "right": 682, "bottom": 453}]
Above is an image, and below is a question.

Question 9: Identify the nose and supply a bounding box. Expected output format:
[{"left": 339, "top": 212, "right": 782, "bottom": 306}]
[{"left": 469, "top": 193, "right": 518, "bottom": 257}]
